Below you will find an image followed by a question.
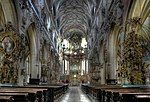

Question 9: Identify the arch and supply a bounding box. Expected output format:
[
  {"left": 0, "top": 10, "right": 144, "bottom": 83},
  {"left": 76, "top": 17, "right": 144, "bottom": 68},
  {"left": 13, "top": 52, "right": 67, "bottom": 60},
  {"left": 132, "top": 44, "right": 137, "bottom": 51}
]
[
  {"left": 108, "top": 27, "right": 120, "bottom": 80},
  {"left": 127, "top": 0, "right": 150, "bottom": 61},
  {"left": 128, "top": 0, "right": 150, "bottom": 23},
  {"left": 0, "top": 3, "right": 5, "bottom": 27},
  {"left": 0, "top": 0, "right": 17, "bottom": 25},
  {"left": 0, "top": 0, "right": 18, "bottom": 84},
  {"left": 116, "top": 30, "right": 125, "bottom": 84},
  {"left": 26, "top": 23, "right": 38, "bottom": 79},
  {"left": 120, "top": 0, "right": 150, "bottom": 84}
]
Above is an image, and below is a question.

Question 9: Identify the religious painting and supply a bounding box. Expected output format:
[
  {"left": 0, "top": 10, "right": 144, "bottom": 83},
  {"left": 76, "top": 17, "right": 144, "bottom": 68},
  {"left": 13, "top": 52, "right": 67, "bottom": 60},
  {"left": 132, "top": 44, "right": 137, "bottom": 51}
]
[
  {"left": 0, "top": 31, "right": 19, "bottom": 84},
  {"left": 2, "top": 36, "right": 15, "bottom": 53}
]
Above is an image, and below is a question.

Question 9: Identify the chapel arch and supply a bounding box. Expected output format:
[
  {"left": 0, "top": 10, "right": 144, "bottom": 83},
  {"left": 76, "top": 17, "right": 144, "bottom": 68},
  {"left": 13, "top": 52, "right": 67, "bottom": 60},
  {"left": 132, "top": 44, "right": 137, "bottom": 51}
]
[
  {"left": 0, "top": 0, "right": 19, "bottom": 84},
  {"left": 107, "top": 27, "right": 120, "bottom": 80},
  {"left": 0, "top": 3, "right": 5, "bottom": 27},
  {"left": 26, "top": 23, "right": 39, "bottom": 79},
  {"left": 120, "top": 0, "right": 150, "bottom": 84},
  {"left": 0, "top": 0, "right": 17, "bottom": 25}
]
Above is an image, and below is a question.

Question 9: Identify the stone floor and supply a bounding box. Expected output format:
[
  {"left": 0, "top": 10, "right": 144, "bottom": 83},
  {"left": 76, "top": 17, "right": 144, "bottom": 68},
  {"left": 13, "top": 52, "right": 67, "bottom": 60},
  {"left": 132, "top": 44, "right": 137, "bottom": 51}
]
[{"left": 60, "top": 86, "right": 92, "bottom": 102}]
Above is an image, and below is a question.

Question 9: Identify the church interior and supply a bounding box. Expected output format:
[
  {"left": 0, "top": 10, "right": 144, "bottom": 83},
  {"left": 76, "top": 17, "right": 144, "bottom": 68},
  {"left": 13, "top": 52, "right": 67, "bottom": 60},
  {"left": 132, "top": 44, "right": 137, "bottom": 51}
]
[{"left": 0, "top": 0, "right": 150, "bottom": 102}]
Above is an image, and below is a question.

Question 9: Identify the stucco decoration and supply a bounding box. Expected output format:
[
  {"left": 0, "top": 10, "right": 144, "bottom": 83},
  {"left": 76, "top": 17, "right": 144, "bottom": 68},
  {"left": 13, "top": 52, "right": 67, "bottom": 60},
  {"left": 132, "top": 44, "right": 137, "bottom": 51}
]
[{"left": 0, "top": 22, "right": 22, "bottom": 84}]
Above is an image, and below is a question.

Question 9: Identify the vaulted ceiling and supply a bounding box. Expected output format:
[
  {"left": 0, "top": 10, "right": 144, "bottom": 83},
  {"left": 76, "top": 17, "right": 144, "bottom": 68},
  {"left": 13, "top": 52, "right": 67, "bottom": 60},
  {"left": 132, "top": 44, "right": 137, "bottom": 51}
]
[{"left": 53, "top": 0, "right": 94, "bottom": 42}]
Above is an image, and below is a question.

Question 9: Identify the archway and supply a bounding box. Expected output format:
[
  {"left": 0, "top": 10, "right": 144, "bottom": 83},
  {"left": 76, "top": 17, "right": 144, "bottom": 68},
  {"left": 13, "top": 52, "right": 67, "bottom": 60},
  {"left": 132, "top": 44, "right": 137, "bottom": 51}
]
[
  {"left": 130, "top": 0, "right": 149, "bottom": 84},
  {"left": 27, "top": 23, "right": 38, "bottom": 79},
  {"left": 108, "top": 27, "right": 120, "bottom": 80},
  {"left": 0, "top": 0, "right": 19, "bottom": 84},
  {"left": 118, "top": 0, "right": 150, "bottom": 84},
  {"left": 0, "top": 0, "right": 17, "bottom": 25},
  {"left": 0, "top": 3, "right": 5, "bottom": 28},
  {"left": 116, "top": 30, "right": 125, "bottom": 84}
]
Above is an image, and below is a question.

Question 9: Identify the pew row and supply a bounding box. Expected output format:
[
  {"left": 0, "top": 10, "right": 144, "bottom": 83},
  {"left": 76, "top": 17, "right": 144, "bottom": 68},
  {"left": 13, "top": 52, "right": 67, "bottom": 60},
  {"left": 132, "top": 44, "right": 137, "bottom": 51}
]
[
  {"left": 0, "top": 84, "right": 69, "bottom": 102},
  {"left": 81, "top": 84, "right": 150, "bottom": 102}
]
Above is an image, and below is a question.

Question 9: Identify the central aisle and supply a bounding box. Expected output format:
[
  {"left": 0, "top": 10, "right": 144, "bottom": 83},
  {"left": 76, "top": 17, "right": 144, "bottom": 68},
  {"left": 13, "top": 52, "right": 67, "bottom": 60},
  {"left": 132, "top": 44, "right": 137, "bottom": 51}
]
[{"left": 60, "top": 86, "right": 92, "bottom": 102}]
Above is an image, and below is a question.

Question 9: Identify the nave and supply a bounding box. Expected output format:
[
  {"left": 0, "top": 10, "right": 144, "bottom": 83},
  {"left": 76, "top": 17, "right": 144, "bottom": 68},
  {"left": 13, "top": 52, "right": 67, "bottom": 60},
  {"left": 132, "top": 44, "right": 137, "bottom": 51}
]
[
  {"left": 0, "top": 0, "right": 149, "bottom": 102},
  {"left": 60, "top": 87, "right": 91, "bottom": 102},
  {"left": 60, "top": 86, "right": 92, "bottom": 102}
]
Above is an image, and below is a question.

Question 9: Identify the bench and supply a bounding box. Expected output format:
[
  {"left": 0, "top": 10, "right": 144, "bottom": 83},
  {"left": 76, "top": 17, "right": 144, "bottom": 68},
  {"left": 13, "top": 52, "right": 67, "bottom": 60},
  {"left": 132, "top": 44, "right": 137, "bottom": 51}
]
[
  {"left": 81, "top": 84, "right": 150, "bottom": 102},
  {"left": 0, "top": 87, "right": 48, "bottom": 102},
  {"left": 0, "top": 84, "right": 69, "bottom": 102},
  {"left": 0, "top": 96, "right": 13, "bottom": 102}
]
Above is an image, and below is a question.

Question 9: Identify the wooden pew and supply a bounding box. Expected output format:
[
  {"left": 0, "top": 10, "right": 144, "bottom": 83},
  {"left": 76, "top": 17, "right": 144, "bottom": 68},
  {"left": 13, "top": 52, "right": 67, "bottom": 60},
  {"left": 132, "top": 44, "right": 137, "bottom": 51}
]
[
  {"left": 81, "top": 84, "right": 150, "bottom": 102},
  {"left": 103, "top": 88, "right": 150, "bottom": 102},
  {"left": 0, "top": 84, "right": 69, "bottom": 102},
  {"left": 18, "top": 85, "right": 68, "bottom": 102},
  {"left": 0, "top": 87, "right": 47, "bottom": 102},
  {"left": 134, "top": 94, "right": 150, "bottom": 102},
  {"left": 81, "top": 84, "right": 122, "bottom": 101},
  {"left": 0, "top": 87, "right": 46, "bottom": 102},
  {"left": 0, "top": 96, "right": 13, "bottom": 102},
  {"left": 0, "top": 92, "right": 28, "bottom": 102}
]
